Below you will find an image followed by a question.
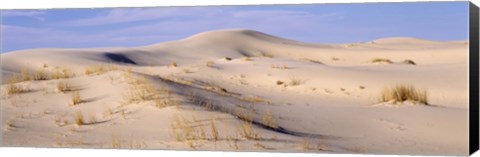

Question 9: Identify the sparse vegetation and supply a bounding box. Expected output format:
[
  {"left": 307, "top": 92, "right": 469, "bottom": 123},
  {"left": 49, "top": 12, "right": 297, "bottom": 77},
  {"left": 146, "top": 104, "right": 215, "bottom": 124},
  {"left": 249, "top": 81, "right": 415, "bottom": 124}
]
[
  {"left": 271, "top": 64, "right": 291, "bottom": 69},
  {"left": 170, "top": 62, "right": 178, "bottom": 67},
  {"left": 6, "top": 84, "right": 27, "bottom": 95},
  {"left": 71, "top": 91, "right": 82, "bottom": 105},
  {"left": 276, "top": 80, "right": 284, "bottom": 85},
  {"left": 402, "top": 59, "right": 416, "bottom": 65},
  {"left": 243, "top": 57, "right": 252, "bottom": 61},
  {"left": 210, "top": 120, "right": 219, "bottom": 141},
  {"left": 260, "top": 52, "right": 274, "bottom": 58},
  {"left": 206, "top": 61, "right": 215, "bottom": 68},
  {"left": 52, "top": 68, "right": 74, "bottom": 79},
  {"left": 371, "top": 58, "right": 393, "bottom": 64},
  {"left": 57, "top": 81, "right": 73, "bottom": 92},
  {"left": 111, "top": 135, "right": 122, "bottom": 148},
  {"left": 33, "top": 68, "right": 50, "bottom": 80},
  {"left": 262, "top": 110, "right": 277, "bottom": 129},
  {"left": 224, "top": 57, "right": 232, "bottom": 61},
  {"left": 380, "top": 84, "right": 428, "bottom": 105},
  {"left": 288, "top": 78, "right": 303, "bottom": 86},
  {"left": 74, "top": 111, "right": 85, "bottom": 126},
  {"left": 85, "top": 65, "right": 107, "bottom": 75}
]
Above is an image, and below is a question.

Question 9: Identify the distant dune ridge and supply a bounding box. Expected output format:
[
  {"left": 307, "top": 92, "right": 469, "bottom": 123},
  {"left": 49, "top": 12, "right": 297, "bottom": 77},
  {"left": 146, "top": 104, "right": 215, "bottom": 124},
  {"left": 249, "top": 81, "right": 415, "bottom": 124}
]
[{"left": 0, "top": 29, "right": 469, "bottom": 155}]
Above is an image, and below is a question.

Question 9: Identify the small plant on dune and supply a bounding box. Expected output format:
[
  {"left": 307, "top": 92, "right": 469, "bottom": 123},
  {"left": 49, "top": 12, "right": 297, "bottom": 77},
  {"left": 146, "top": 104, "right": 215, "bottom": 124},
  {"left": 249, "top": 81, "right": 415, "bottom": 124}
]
[
  {"left": 74, "top": 111, "right": 85, "bottom": 126},
  {"left": 260, "top": 52, "right": 274, "bottom": 58},
  {"left": 271, "top": 64, "right": 290, "bottom": 69},
  {"left": 111, "top": 135, "right": 122, "bottom": 148},
  {"left": 402, "top": 59, "right": 416, "bottom": 65},
  {"left": 71, "top": 91, "right": 82, "bottom": 105},
  {"left": 170, "top": 62, "right": 178, "bottom": 67},
  {"left": 206, "top": 61, "right": 215, "bottom": 68},
  {"left": 288, "top": 78, "right": 303, "bottom": 86},
  {"left": 380, "top": 84, "right": 428, "bottom": 105},
  {"left": 239, "top": 121, "right": 258, "bottom": 140},
  {"left": 57, "top": 81, "right": 73, "bottom": 92},
  {"left": 6, "top": 84, "right": 26, "bottom": 95},
  {"left": 243, "top": 57, "right": 252, "bottom": 61},
  {"left": 7, "top": 75, "right": 23, "bottom": 84},
  {"left": 371, "top": 58, "right": 393, "bottom": 64},
  {"left": 224, "top": 57, "right": 232, "bottom": 61},
  {"left": 262, "top": 110, "right": 277, "bottom": 129},
  {"left": 33, "top": 68, "right": 50, "bottom": 80},
  {"left": 21, "top": 69, "right": 32, "bottom": 81},
  {"left": 210, "top": 120, "right": 219, "bottom": 141},
  {"left": 52, "top": 68, "right": 74, "bottom": 79},
  {"left": 85, "top": 65, "right": 106, "bottom": 75},
  {"left": 276, "top": 80, "right": 284, "bottom": 85}
]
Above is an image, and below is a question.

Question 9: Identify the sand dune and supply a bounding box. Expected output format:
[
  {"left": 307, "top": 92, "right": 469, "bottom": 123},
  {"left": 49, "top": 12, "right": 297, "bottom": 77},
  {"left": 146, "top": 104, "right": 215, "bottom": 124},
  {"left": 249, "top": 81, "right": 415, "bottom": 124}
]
[{"left": 0, "top": 29, "right": 469, "bottom": 155}]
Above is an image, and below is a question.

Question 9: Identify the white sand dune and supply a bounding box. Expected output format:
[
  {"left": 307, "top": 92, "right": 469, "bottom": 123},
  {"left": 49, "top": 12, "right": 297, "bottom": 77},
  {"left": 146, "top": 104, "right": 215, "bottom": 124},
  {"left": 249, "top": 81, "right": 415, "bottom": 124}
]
[{"left": 0, "top": 29, "right": 469, "bottom": 155}]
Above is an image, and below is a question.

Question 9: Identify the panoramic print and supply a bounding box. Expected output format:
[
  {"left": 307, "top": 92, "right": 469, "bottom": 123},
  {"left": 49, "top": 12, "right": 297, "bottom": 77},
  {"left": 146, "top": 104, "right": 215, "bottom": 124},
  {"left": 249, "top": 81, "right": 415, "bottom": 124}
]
[{"left": 0, "top": 2, "right": 470, "bottom": 156}]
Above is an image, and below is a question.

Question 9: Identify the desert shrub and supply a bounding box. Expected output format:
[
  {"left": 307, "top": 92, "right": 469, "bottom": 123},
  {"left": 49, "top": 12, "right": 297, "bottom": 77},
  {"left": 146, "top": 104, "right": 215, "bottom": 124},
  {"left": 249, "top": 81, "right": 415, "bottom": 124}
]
[
  {"left": 71, "top": 91, "right": 82, "bottom": 105},
  {"left": 52, "top": 68, "right": 74, "bottom": 79},
  {"left": 402, "top": 59, "right": 416, "bottom": 65},
  {"left": 371, "top": 58, "right": 393, "bottom": 64},
  {"left": 33, "top": 69, "right": 50, "bottom": 80},
  {"left": 6, "top": 84, "right": 26, "bottom": 95},
  {"left": 380, "top": 84, "right": 428, "bottom": 105}
]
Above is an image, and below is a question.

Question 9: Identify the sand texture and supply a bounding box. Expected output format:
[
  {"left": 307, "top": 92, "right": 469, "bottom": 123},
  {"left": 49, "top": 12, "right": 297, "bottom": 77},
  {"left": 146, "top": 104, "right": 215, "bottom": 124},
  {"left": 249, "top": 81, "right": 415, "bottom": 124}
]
[{"left": 0, "top": 29, "right": 469, "bottom": 155}]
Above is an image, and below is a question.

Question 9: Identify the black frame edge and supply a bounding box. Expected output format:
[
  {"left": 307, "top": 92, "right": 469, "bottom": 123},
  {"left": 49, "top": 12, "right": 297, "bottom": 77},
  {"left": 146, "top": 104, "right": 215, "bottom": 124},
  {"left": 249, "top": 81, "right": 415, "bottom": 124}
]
[{"left": 470, "top": 1, "right": 480, "bottom": 155}]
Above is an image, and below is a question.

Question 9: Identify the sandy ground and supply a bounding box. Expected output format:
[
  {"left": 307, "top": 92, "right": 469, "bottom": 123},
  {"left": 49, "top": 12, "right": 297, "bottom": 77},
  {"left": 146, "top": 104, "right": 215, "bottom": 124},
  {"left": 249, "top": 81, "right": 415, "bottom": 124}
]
[{"left": 0, "top": 29, "right": 469, "bottom": 156}]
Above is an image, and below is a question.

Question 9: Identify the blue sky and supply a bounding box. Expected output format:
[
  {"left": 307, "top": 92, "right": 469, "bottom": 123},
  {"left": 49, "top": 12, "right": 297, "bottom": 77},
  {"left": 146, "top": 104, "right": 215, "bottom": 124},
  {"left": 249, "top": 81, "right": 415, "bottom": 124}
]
[{"left": 0, "top": 1, "right": 469, "bottom": 52}]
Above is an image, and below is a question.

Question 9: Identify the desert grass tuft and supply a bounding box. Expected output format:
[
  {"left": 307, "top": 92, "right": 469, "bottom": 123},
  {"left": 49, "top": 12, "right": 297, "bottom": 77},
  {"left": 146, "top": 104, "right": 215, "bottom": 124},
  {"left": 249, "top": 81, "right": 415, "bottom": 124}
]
[
  {"left": 71, "top": 91, "right": 82, "bottom": 105},
  {"left": 380, "top": 84, "right": 428, "bottom": 105},
  {"left": 6, "top": 84, "right": 27, "bottom": 95},
  {"left": 74, "top": 111, "right": 85, "bottom": 126},
  {"left": 371, "top": 58, "right": 392, "bottom": 64},
  {"left": 57, "top": 81, "right": 73, "bottom": 92},
  {"left": 402, "top": 59, "right": 416, "bottom": 65},
  {"left": 33, "top": 68, "right": 50, "bottom": 80},
  {"left": 262, "top": 110, "right": 277, "bottom": 129}
]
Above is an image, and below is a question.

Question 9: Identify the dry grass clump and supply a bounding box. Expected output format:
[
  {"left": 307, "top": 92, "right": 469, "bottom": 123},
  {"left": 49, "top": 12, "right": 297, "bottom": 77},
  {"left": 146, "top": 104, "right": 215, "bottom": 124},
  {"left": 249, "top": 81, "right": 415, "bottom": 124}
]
[
  {"left": 239, "top": 121, "right": 259, "bottom": 140},
  {"left": 6, "top": 84, "right": 27, "bottom": 95},
  {"left": 206, "top": 61, "right": 215, "bottom": 68},
  {"left": 71, "top": 91, "right": 83, "bottom": 105},
  {"left": 57, "top": 81, "right": 73, "bottom": 92},
  {"left": 74, "top": 111, "right": 85, "bottom": 126},
  {"left": 170, "top": 62, "right": 178, "bottom": 67},
  {"left": 402, "top": 59, "right": 416, "bottom": 65},
  {"left": 33, "top": 69, "right": 50, "bottom": 80},
  {"left": 171, "top": 115, "right": 203, "bottom": 141},
  {"left": 260, "top": 52, "right": 274, "bottom": 58},
  {"left": 380, "top": 84, "right": 428, "bottom": 105},
  {"left": 262, "top": 110, "right": 277, "bottom": 129},
  {"left": 288, "top": 78, "right": 303, "bottom": 86},
  {"left": 243, "top": 57, "right": 252, "bottom": 61},
  {"left": 85, "top": 65, "right": 107, "bottom": 75},
  {"left": 52, "top": 68, "right": 75, "bottom": 79},
  {"left": 210, "top": 120, "right": 219, "bottom": 141},
  {"left": 111, "top": 136, "right": 122, "bottom": 148},
  {"left": 271, "top": 64, "right": 291, "bottom": 69},
  {"left": 371, "top": 58, "right": 393, "bottom": 64},
  {"left": 233, "top": 107, "right": 260, "bottom": 139}
]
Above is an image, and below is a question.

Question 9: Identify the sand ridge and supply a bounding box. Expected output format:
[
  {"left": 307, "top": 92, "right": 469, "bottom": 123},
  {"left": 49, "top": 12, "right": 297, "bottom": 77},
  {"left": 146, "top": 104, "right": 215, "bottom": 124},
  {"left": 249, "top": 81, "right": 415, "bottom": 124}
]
[{"left": 0, "top": 29, "right": 469, "bottom": 155}]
